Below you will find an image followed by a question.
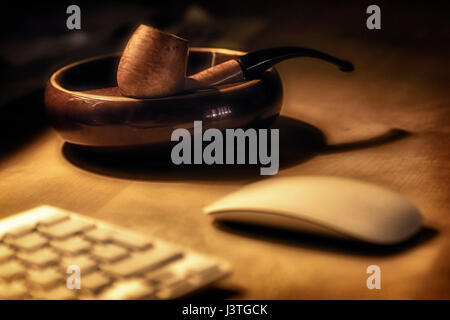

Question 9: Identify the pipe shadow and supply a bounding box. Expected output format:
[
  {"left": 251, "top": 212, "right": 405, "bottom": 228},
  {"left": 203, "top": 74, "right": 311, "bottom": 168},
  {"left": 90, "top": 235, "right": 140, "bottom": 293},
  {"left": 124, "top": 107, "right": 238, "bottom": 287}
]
[
  {"left": 62, "top": 115, "right": 410, "bottom": 182},
  {"left": 214, "top": 221, "right": 438, "bottom": 257},
  {"left": 323, "top": 128, "right": 411, "bottom": 154}
]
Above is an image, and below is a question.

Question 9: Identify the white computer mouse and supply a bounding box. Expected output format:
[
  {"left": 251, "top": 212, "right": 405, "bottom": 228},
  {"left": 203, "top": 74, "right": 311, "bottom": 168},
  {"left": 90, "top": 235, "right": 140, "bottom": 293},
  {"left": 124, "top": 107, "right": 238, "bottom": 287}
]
[{"left": 204, "top": 176, "right": 423, "bottom": 245}]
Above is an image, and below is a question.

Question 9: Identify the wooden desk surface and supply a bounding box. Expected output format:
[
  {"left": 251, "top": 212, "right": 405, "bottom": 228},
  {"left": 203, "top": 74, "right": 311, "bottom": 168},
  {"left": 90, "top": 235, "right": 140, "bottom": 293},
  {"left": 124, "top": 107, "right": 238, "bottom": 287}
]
[{"left": 1, "top": 4, "right": 449, "bottom": 299}]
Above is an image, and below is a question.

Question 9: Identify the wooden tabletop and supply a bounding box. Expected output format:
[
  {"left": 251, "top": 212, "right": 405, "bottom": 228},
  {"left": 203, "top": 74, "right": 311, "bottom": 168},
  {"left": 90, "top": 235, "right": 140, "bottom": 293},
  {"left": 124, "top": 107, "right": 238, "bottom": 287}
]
[{"left": 1, "top": 3, "right": 449, "bottom": 299}]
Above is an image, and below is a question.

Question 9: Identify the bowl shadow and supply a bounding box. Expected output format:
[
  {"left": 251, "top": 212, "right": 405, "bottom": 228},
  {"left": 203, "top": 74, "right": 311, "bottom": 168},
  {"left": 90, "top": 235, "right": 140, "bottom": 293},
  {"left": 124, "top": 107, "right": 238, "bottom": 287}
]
[
  {"left": 62, "top": 115, "right": 326, "bottom": 182},
  {"left": 62, "top": 115, "right": 411, "bottom": 182}
]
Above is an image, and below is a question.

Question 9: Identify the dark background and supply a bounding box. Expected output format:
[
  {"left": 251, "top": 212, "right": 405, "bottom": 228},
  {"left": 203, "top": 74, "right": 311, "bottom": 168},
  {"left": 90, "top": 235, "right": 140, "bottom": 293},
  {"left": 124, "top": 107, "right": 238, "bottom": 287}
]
[{"left": 1, "top": 0, "right": 449, "bottom": 104}]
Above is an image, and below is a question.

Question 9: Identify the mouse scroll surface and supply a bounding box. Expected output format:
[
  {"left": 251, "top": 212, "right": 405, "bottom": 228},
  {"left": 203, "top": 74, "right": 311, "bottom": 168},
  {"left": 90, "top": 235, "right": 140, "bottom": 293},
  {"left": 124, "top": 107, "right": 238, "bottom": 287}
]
[{"left": 204, "top": 176, "right": 423, "bottom": 245}]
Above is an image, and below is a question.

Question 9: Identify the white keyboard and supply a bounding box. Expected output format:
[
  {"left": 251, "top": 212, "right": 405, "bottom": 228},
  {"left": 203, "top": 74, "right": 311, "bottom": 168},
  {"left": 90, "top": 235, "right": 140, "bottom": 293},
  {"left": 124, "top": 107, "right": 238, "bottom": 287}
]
[{"left": 0, "top": 206, "right": 231, "bottom": 299}]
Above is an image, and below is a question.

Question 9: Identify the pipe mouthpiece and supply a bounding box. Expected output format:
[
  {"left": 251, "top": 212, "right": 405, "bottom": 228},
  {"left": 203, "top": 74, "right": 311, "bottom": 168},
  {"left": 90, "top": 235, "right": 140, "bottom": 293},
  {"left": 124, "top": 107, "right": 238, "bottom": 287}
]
[
  {"left": 239, "top": 46, "right": 355, "bottom": 79},
  {"left": 339, "top": 60, "right": 354, "bottom": 72}
]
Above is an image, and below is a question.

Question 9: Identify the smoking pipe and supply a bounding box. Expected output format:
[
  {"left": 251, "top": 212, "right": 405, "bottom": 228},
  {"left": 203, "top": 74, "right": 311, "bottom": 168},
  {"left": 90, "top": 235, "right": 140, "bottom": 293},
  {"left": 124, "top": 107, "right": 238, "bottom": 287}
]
[{"left": 117, "top": 24, "right": 354, "bottom": 98}]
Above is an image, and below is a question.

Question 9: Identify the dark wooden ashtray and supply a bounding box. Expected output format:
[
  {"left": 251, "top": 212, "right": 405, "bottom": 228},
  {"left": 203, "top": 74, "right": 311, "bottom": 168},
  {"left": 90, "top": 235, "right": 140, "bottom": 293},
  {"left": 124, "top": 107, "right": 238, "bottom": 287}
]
[{"left": 45, "top": 48, "right": 283, "bottom": 150}]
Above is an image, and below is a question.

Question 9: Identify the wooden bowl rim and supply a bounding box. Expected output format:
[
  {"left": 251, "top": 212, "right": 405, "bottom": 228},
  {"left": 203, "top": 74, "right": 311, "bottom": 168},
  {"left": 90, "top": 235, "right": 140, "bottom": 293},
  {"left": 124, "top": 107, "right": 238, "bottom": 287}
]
[{"left": 49, "top": 47, "right": 267, "bottom": 102}]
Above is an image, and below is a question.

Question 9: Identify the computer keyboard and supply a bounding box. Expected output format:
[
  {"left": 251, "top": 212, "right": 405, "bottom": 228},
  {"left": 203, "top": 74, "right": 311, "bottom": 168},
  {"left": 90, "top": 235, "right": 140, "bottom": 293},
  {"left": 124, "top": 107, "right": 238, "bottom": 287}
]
[{"left": 0, "top": 206, "right": 231, "bottom": 299}]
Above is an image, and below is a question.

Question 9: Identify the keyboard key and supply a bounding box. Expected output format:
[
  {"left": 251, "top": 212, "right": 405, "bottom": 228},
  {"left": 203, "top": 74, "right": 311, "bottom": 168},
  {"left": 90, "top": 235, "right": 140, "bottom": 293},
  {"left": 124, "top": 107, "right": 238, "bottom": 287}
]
[
  {"left": 100, "top": 279, "right": 155, "bottom": 300},
  {"left": 85, "top": 228, "right": 153, "bottom": 250},
  {"left": 5, "top": 233, "right": 48, "bottom": 251},
  {"left": 146, "top": 269, "right": 179, "bottom": 285},
  {"left": 18, "top": 248, "right": 59, "bottom": 267},
  {"left": 62, "top": 255, "right": 97, "bottom": 274},
  {"left": 51, "top": 236, "right": 91, "bottom": 255},
  {"left": 92, "top": 243, "right": 128, "bottom": 262},
  {"left": 0, "top": 280, "right": 27, "bottom": 299},
  {"left": 0, "top": 261, "right": 26, "bottom": 279},
  {"left": 37, "top": 212, "right": 69, "bottom": 227},
  {"left": 0, "top": 245, "right": 14, "bottom": 263},
  {"left": 183, "top": 256, "right": 222, "bottom": 282},
  {"left": 39, "top": 218, "right": 94, "bottom": 239},
  {"left": 146, "top": 255, "right": 224, "bottom": 288},
  {"left": 81, "top": 272, "right": 111, "bottom": 292},
  {"left": 84, "top": 228, "right": 112, "bottom": 242},
  {"left": 5, "top": 224, "right": 35, "bottom": 238},
  {"left": 28, "top": 267, "right": 63, "bottom": 288},
  {"left": 110, "top": 231, "right": 153, "bottom": 250},
  {"left": 188, "top": 266, "right": 222, "bottom": 286},
  {"left": 156, "top": 279, "right": 196, "bottom": 299},
  {"left": 100, "top": 245, "right": 183, "bottom": 277}
]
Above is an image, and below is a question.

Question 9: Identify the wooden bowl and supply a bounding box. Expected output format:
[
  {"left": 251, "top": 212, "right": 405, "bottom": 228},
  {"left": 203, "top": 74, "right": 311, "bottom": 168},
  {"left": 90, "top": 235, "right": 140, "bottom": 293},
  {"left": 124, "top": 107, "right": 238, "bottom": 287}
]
[{"left": 45, "top": 48, "right": 283, "bottom": 150}]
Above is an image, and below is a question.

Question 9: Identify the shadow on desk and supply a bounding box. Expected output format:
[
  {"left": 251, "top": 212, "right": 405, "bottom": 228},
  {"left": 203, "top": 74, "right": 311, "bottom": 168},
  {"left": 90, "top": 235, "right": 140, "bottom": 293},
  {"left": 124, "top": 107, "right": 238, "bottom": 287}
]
[
  {"left": 62, "top": 115, "right": 410, "bottom": 182},
  {"left": 188, "top": 286, "right": 242, "bottom": 300},
  {"left": 62, "top": 116, "right": 325, "bottom": 182},
  {"left": 214, "top": 221, "right": 438, "bottom": 257}
]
